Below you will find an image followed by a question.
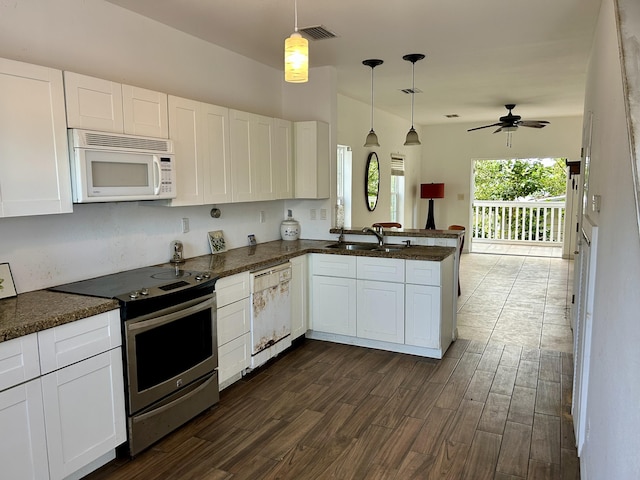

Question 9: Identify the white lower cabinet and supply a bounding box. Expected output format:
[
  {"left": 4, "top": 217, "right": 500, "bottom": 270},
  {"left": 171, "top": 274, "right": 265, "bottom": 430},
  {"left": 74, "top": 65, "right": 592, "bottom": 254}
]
[
  {"left": 216, "top": 272, "right": 251, "bottom": 389},
  {"left": 357, "top": 280, "right": 405, "bottom": 343},
  {"left": 309, "top": 253, "right": 454, "bottom": 358},
  {"left": 0, "top": 310, "right": 126, "bottom": 480},
  {"left": 405, "top": 284, "right": 440, "bottom": 348},
  {"left": 0, "top": 379, "right": 49, "bottom": 480},
  {"left": 311, "top": 275, "right": 357, "bottom": 336},
  {"left": 41, "top": 349, "right": 125, "bottom": 480}
]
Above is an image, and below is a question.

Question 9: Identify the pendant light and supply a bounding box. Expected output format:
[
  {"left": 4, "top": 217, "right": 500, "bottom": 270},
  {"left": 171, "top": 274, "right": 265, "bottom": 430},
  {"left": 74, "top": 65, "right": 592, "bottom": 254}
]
[
  {"left": 363, "top": 59, "right": 383, "bottom": 147},
  {"left": 284, "top": 0, "right": 309, "bottom": 83},
  {"left": 403, "top": 53, "right": 425, "bottom": 146}
]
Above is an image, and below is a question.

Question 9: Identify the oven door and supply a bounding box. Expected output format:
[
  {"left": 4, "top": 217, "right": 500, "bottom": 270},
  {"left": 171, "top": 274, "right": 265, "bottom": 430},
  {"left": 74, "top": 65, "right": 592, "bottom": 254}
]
[{"left": 125, "top": 293, "right": 217, "bottom": 414}]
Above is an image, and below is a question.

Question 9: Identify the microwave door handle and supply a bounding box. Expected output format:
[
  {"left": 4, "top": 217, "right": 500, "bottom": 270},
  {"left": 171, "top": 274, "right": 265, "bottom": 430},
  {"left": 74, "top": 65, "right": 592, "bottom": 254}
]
[{"left": 152, "top": 155, "right": 161, "bottom": 195}]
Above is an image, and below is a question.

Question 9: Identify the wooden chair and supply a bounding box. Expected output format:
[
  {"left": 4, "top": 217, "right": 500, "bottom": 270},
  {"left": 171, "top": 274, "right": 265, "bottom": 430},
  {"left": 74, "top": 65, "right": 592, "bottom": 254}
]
[
  {"left": 372, "top": 222, "right": 402, "bottom": 229},
  {"left": 448, "top": 225, "right": 465, "bottom": 296}
]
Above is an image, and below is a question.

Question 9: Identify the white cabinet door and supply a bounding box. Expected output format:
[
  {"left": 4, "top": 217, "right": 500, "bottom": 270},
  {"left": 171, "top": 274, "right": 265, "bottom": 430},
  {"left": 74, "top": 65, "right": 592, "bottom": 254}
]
[
  {"left": 311, "top": 275, "right": 357, "bottom": 336},
  {"left": 202, "top": 103, "right": 232, "bottom": 204},
  {"left": 168, "top": 95, "right": 205, "bottom": 206},
  {"left": 218, "top": 333, "right": 250, "bottom": 386},
  {"left": 0, "top": 379, "right": 49, "bottom": 480},
  {"left": 216, "top": 271, "right": 251, "bottom": 308},
  {"left": 251, "top": 114, "right": 275, "bottom": 201},
  {"left": 122, "top": 84, "right": 169, "bottom": 138},
  {"left": 41, "top": 349, "right": 126, "bottom": 480},
  {"left": 294, "top": 120, "right": 330, "bottom": 199},
  {"left": 230, "top": 109, "right": 275, "bottom": 202},
  {"left": 229, "top": 109, "right": 253, "bottom": 202},
  {"left": 273, "top": 118, "right": 293, "bottom": 199},
  {"left": 0, "top": 57, "right": 72, "bottom": 217},
  {"left": 290, "top": 255, "right": 308, "bottom": 340},
  {"left": 0, "top": 333, "right": 40, "bottom": 392},
  {"left": 64, "top": 71, "right": 124, "bottom": 133},
  {"left": 405, "top": 284, "right": 441, "bottom": 348},
  {"left": 217, "top": 298, "right": 251, "bottom": 346},
  {"left": 357, "top": 280, "right": 405, "bottom": 343}
]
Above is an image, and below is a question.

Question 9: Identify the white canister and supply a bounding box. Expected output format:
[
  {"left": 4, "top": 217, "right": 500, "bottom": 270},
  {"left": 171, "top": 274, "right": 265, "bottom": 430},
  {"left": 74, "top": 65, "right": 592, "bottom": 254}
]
[{"left": 281, "top": 210, "right": 300, "bottom": 241}]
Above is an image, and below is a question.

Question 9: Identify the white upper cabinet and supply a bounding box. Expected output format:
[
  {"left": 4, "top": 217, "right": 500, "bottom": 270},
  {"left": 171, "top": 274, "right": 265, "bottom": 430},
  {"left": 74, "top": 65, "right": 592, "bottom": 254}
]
[
  {"left": 273, "top": 118, "right": 293, "bottom": 199},
  {"left": 0, "top": 57, "right": 72, "bottom": 217},
  {"left": 167, "top": 96, "right": 232, "bottom": 206},
  {"left": 294, "top": 120, "right": 330, "bottom": 199},
  {"left": 229, "top": 109, "right": 275, "bottom": 202},
  {"left": 64, "top": 71, "right": 168, "bottom": 138}
]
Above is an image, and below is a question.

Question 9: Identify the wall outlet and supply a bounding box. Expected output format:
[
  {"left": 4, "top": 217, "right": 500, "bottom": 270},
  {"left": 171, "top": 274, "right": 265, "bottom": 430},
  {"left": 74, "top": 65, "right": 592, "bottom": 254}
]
[
  {"left": 310, "top": 209, "right": 317, "bottom": 220},
  {"left": 181, "top": 217, "right": 190, "bottom": 233},
  {"left": 320, "top": 208, "right": 327, "bottom": 220},
  {"left": 457, "top": 193, "right": 465, "bottom": 201},
  {"left": 259, "top": 211, "right": 266, "bottom": 223}
]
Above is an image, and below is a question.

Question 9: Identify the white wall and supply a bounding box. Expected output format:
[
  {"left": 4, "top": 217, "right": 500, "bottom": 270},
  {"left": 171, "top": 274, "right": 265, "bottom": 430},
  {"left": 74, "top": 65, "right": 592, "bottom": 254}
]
[
  {"left": 578, "top": 0, "right": 640, "bottom": 477},
  {"left": 337, "top": 94, "right": 424, "bottom": 229},
  {"left": 419, "top": 117, "right": 583, "bottom": 232},
  {"left": 0, "top": 0, "right": 332, "bottom": 293}
]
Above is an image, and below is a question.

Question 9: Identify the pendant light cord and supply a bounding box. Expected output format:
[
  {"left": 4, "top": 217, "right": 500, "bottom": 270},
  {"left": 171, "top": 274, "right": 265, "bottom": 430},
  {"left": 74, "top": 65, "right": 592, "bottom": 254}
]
[
  {"left": 370, "top": 67, "right": 375, "bottom": 130},
  {"left": 294, "top": 0, "right": 299, "bottom": 33},
  {"left": 410, "top": 61, "right": 415, "bottom": 129}
]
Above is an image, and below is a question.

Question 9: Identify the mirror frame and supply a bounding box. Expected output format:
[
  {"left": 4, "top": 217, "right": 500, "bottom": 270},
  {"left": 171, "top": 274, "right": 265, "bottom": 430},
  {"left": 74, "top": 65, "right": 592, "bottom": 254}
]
[{"left": 365, "top": 151, "right": 380, "bottom": 211}]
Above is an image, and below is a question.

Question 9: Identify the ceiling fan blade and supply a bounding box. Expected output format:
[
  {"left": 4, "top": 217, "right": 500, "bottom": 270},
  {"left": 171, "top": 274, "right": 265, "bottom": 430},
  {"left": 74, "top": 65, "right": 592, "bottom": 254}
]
[
  {"left": 467, "top": 122, "right": 502, "bottom": 132},
  {"left": 519, "top": 120, "right": 550, "bottom": 128}
]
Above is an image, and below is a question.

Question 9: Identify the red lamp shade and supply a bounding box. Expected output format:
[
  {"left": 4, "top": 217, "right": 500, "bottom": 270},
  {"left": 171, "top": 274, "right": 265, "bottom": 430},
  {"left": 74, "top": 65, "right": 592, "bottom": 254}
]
[{"left": 420, "top": 183, "right": 445, "bottom": 199}]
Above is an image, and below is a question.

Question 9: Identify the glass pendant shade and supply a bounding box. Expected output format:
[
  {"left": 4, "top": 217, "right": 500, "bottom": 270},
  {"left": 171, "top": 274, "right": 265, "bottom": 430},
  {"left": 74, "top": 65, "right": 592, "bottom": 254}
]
[
  {"left": 404, "top": 127, "right": 421, "bottom": 146},
  {"left": 402, "top": 53, "right": 425, "bottom": 146},
  {"left": 364, "top": 129, "right": 380, "bottom": 147},
  {"left": 284, "top": 0, "right": 308, "bottom": 83},
  {"left": 285, "top": 32, "right": 308, "bottom": 83},
  {"left": 363, "top": 59, "right": 383, "bottom": 147}
]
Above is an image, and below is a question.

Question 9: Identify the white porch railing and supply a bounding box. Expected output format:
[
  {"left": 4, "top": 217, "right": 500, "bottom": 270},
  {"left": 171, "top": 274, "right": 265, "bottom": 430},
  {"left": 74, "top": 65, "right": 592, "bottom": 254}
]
[{"left": 472, "top": 200, "right": 566, "bottom": 244}]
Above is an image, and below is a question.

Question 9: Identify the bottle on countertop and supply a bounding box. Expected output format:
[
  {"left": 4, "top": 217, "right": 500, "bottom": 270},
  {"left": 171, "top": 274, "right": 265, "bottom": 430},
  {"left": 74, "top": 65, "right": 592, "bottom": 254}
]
[{"left": 280, "top": 209, "right": 300, "bottom": 241}]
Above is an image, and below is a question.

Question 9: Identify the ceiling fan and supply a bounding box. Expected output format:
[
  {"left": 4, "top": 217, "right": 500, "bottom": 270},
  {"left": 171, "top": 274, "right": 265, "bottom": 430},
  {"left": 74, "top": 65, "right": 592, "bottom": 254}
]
[{"left": 467, "top": 104, "right": 550, "bottom": 133}]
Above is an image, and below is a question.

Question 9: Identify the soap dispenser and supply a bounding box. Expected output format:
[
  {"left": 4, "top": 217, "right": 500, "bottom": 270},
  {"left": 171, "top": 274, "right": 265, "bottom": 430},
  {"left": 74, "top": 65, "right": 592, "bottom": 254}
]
[{"left": 280, "top": 210, "right": 300, "bottom": 241}]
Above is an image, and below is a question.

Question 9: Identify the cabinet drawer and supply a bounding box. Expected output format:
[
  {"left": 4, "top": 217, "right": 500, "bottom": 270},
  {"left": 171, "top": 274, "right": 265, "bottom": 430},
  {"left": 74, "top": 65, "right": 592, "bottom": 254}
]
[
  {"left": 38, "top": 310, "right": 121, "bottom": 375},
  {"left": 217, "top": 298, "right": 251, "bottom": 345},
  {"left": 218, "top": 333, "right": 250, "bottom": 385},
  {"left": 216, "top": 272, "right": 250, "bottom": 307},
  {"left": 311, "top": 253, "right": 356, "bottom": 278},
  {"left": 0, "top": 333, "right": 40, "bottom": 392},
  {"left": 357, "top": 257, "right": 405, "bottom": 282},
  {"left": 406, "top": 259, "right": 441, "bottom": 286}
]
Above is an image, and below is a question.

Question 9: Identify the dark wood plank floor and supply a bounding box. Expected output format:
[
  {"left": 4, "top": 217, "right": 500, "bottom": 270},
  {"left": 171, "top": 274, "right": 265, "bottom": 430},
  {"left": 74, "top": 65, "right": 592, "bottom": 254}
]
[{"left": 86, "top": 338, "right": 579, "bottom": 480}]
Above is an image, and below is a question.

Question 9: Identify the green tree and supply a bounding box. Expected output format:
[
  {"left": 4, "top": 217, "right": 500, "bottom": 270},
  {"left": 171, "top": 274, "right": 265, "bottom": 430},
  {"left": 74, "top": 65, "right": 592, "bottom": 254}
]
[{"left": 474, "top": 158, "right": 567, "bottom": 201}]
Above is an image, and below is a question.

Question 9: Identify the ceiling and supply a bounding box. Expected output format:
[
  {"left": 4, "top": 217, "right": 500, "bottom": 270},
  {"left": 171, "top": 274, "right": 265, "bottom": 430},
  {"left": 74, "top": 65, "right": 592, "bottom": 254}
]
[{"left": 106, "top": 0, "right": 602, "bottom": 127}]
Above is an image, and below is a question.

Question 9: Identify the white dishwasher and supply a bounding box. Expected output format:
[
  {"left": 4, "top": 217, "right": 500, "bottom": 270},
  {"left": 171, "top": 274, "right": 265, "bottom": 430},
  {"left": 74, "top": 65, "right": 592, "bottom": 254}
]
[{"left": 250, "top": 262, "right": 292, "bottom": 369}]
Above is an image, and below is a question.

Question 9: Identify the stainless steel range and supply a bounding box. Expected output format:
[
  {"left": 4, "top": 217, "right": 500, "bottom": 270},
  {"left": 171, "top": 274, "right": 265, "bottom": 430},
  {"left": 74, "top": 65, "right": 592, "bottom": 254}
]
[{"left": 51, "top": 265, "right": 219, "bottom": 456}]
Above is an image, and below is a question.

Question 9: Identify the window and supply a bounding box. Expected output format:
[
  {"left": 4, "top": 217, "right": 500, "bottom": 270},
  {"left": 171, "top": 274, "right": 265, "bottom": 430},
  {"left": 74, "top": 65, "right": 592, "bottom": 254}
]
[
  {"left": 390, "top": 155, "right": 405, "bottom": 225},
  {"left": 337, "top": 145, "right": 352, "bottom": 227}
]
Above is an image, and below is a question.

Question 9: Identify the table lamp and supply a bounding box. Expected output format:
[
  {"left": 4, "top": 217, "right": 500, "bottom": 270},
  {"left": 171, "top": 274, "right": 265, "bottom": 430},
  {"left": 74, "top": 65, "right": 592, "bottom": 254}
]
[{"left": 420, "top": 183, "right": 445, "bottom": 229}]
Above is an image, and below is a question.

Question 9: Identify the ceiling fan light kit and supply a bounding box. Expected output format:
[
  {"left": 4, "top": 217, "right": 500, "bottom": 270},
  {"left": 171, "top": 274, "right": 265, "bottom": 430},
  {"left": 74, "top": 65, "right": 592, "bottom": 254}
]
[
  {"left": 467, "top": 104, "right": 549, "bottom": 147},
  {"left": 363, "top": 59, "right": 383, "bottom": 147},
  {"left": 284, "top": 0, "right": 309, "bottom": 83},
  {"left": 403, "top": 53, "right": 425, "bottom": 146}
]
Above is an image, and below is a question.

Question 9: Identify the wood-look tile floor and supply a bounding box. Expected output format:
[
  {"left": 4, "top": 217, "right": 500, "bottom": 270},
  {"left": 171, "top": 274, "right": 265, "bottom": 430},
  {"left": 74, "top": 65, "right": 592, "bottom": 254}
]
[{"left": 87, "top": 253, "right": 579, "bottom": 480}]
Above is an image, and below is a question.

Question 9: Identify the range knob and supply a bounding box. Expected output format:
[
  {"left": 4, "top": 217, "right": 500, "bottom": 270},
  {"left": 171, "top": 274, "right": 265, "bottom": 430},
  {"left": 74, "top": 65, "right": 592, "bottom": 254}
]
[
  {"left": 129, "top": 291, "right": 139, "bottom": 299},
  {"left": 140, "top": 288, "right": 150, "bottom": 296},
  {"left": 202, "top": 272, "right": 211, "bottom": 279}
]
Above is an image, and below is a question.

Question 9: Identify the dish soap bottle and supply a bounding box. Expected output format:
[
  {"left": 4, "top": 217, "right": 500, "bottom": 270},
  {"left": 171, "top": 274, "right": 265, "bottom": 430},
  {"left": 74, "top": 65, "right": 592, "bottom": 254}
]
[{"left": 280, "top": 210, "right": 300, "bottom": 241}]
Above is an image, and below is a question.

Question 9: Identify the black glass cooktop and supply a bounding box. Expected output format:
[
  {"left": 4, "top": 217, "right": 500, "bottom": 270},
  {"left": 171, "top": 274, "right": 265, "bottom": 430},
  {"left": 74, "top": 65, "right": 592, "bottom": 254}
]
[{"left": 50, "top": 266, "right": 213, "bottom": 303}]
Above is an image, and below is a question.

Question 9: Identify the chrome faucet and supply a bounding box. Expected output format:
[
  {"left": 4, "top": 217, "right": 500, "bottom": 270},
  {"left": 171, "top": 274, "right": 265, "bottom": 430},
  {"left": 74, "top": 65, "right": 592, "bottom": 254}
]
[
  {"left": 337, "top": 227, "right": 345, "bottom": 243},
  {"left": 362, "top": 227, "right": 384, "bottom": 246}
]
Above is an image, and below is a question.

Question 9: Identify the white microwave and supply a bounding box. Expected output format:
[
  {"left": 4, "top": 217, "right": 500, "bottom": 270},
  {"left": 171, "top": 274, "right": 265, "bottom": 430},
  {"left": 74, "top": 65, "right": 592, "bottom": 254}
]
[{"left": 68, "top": 129, "right": 176, "bottom": 203}]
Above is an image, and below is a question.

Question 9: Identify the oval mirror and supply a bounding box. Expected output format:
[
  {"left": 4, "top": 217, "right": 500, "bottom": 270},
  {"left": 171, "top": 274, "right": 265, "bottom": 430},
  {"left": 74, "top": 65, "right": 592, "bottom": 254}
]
[{"left": 366, "top": 152, "right": 380, "bottom": 211}]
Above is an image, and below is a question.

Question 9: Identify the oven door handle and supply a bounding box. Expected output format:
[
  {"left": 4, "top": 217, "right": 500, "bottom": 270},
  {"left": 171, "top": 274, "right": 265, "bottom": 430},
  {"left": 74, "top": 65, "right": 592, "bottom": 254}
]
[{"left": 127, "top": 295, "right": 214, "bottom": 333}]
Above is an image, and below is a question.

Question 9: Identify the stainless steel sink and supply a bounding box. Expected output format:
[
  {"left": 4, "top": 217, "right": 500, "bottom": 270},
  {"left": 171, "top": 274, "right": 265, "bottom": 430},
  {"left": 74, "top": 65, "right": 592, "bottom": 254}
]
[
  {"left": 326, "top": 242, "right": 377, "bottom": 251},
  {"left": 326, "top": 242, "right": 406, "bottom": 252},
  {"left": 374, "top": 246, "right": 405, "bottom": 253}
]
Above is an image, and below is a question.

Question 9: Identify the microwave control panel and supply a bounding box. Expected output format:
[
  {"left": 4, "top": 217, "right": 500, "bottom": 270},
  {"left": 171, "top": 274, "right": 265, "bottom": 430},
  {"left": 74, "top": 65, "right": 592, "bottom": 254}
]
[{"left": 160, "top": 157, "right": 174, "bottom": 194}]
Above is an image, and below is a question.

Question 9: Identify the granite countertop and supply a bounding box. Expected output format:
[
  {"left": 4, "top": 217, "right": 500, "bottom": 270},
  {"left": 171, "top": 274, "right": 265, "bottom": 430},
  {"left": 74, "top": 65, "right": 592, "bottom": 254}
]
[{"left": 0, "top": 238, "right": 455, "bottom": 343}]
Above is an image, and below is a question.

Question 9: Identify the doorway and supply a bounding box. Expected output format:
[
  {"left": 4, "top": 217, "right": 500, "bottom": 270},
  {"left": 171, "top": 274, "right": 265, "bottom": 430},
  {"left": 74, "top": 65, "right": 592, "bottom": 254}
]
[{"left": 470, "top": 158, "right": 569, "bottom": 258}]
